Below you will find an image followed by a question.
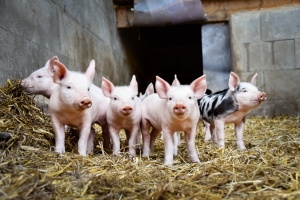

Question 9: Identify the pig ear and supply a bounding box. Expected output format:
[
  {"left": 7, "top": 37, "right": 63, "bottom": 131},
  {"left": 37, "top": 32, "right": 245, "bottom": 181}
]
[
  {"left": 172, "top": 74, "right": 180, "bottom": 86},
  {"left": 85, "top": 59, "right": 95, "bottom": 82},
  {"left": 229, "top": 72, "right": 240, "bottom": 91},
  {"left": 190, "top": 74, "right": 207, "bottom": 98},
  {"left": 146, "top": 83, "right": 154, "bottom": 95},
  {"left": 101, "top": 77, "right": 114, "bottom": 98},
  {"left": 53, "top": 60, "right": 68, "bottom": 84},
  {"left": 155, "top": 76, "right": 170, "bottom": 99},
  {"left": 48, "top": 56, "right": 59, "bottom": 76},
  {"left": 250, "top": 73, "right": 257, "bottom": 86},
  {"left": 129, "top": 75, "right": 138, "bottom": 96}
]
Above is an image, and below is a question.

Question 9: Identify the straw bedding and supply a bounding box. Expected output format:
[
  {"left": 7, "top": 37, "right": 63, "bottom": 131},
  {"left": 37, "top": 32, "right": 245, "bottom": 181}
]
[{"left": 0, "top": 80, "right": 299, "bottom": 199}]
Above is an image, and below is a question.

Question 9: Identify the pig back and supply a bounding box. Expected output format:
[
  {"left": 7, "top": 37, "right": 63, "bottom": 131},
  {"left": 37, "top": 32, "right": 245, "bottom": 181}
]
[
  {"left": 141, "top": 93, "right": 166, "bottom": 130},
  {"left": 198, "top": 89, "right": 238, "bottom": 123},
  {"left": 89, "top": 87, "right": 109, "bottom": 124}
]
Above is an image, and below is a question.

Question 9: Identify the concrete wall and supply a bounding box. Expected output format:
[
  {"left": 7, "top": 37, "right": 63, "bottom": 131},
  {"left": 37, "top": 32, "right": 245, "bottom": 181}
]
[
  {"left": 0, "top": 0, "right": 139, "bottom": 108},
  {"left": 230, "top": 6, "right": 300, "bottom": 116},
  {"left": 202, "top": 23, "right": 231, "bottom": 92}
]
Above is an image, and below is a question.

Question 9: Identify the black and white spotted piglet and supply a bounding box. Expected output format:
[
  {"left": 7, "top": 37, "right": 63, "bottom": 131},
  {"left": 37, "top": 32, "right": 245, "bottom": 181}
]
[{"left": 198, "top": 72, "right": 267, "bottom": 150}]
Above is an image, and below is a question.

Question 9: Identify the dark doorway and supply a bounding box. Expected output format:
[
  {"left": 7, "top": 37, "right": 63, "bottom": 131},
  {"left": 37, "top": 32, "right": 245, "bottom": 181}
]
[
  {"left": 139, "top": 24, "right": 203, "bottom": 87},
  {"left": 118, "top": 24, "right": 203, "bottom": 92},
  {"left": 118, "top": 23, "right": 231, "bottom": 93}
]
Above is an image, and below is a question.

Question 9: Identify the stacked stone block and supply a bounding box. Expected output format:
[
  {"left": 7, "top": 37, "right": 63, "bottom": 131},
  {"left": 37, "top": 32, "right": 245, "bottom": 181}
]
[{"left": 230, "top": 6, "right": 300, "bottom": 116}]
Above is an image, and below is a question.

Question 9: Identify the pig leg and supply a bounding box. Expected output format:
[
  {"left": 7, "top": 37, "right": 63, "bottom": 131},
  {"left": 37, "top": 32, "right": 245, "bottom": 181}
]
[
  {"left": 109, "top": 126, "right": 121, "bottom": 155},
  {"left": 141, "top": 118, "right": 152, "bottom": 157},
  {"left": 101, "top": 123, "right": 111, "bottom": 151},
  {"left": 210, "top": 124, "right": 218, "bottom": 144},
  {"left": 162, "top": 129, "right": 175, "bottom": 165},
  {"left": 87, "top": 127, "right": 95, "bottom": 154},
  {"left": 136, "top": 131, "right": 141, "bottom": 150},
  {"left": 127, "top": 127, "right": 139, "bottom": 157},
  {"left": 176, "top": 131, "right": 181, "bottom": 146},
  {"left": 203, "top": 120, "right": 212, "bottom": 141},
  {"left": 149, "top": 128, "right": 161, "bottom": 153},
  {"left": 235, "top": 120, "right": 246, "bottom": 150},
  {"left": 78, "top": 124, "right": 92, "bottom": 156},
  {"left": 173, "top": 132, "right": 179, "bottom": 156},
  {"left": 214, "top": 120, "right": 225, "bottom": 148},
  {"left": 184, "top": 128, "right": 200, "bottom": 163},
  {"left": 51, "top": 116, "right": 66, "bottom": 154}
]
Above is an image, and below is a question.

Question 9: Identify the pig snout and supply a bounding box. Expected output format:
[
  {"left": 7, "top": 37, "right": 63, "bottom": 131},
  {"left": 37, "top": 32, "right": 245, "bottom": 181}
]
[
  {"left": 121, "top": 105, "right": 133, "bottom": 115},
  {"left": 79, "top": 97, "right": 92, "bottom": 109},
  {"left": 20, "top": 80, "right": 28, "bottom": 87},
  {"left": 259, "top": 92, "right": 267, "bottom": 101},
  {"left": 174, "top": 102, "right": 186, "bottom": 114}
]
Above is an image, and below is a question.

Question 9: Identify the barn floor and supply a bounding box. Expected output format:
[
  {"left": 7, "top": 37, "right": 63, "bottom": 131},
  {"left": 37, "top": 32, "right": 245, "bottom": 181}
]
[{"left": 0, "top": 80, "right": 299, "bottom": 199}]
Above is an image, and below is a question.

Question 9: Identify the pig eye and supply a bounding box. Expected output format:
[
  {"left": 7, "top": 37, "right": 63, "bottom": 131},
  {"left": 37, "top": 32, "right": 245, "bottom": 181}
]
[
  {"left": 168, "top": 97, "right": 172, "bottom": 101},
  {"left": 132, "top": 97, "right": 134, "bottom": 100},
  {"left": 88, "top": 87, "right": 90, "bottom": 91},
  {"left": 37, "top": 76, "right": 43, "bottom": 78},
  {"left": 113, "top": 97, "right": 117, "bottom": 100},
  {"left": 241, "top": 88, "right": 247, "bottom": 92},
  {"left": 188, "top": 96, "right": 192, "bottom": 99},
  {"left": 67, "top": 86, "right": 71, "bottom": 89}
]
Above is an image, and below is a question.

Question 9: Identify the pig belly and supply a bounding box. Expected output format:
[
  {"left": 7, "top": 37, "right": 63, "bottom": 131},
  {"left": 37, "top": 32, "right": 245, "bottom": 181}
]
[
  {"left": 50, "top": 103, "right": 89, "bottom": 127},
  {"left": 223, "top": 110, "right": 248, "bottom": 124},
  {"left": 107, "top": 111, "right": 140, "bottom": 131}
]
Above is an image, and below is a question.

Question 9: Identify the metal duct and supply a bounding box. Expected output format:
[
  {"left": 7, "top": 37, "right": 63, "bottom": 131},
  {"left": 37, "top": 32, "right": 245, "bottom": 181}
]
[{"left": 130, "top": 0, "right": 206, "bottom": 27}]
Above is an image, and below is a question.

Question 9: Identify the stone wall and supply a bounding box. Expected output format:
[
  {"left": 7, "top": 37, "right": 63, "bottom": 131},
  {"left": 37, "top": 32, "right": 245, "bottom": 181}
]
[
  {"left": 0, "top": 0, "right": 140, "bottom": 109},
  {"left": 230, "top": 6, "right": 300, "bottom": 116}
]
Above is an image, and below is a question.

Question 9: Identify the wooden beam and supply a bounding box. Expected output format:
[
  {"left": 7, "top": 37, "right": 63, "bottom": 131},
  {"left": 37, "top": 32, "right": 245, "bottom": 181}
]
[
  {"left": 202, "top": 0, "right": 300, "bottom": 22},
  {"left": 115, "top": 0, "right": 300, "bottom": 28}
]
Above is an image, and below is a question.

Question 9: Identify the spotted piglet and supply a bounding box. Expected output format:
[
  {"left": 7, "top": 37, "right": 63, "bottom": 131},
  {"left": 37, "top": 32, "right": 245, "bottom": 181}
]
[
  {"left": 198, "top": 72, "right": 267, "bottom": 150},
  {"left": 101, "top": 75, "right": 142, "bottom": 157}
]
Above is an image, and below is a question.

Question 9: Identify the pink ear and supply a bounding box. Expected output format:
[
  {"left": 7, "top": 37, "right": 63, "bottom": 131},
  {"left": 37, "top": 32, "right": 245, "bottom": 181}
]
[
  {"left": 101, "top": 77, "right": 114, "bottom": 98},
  {"left": 172, "top": 74, "right": 180, "bottom": 86},
  {"left": 229, "top": 72, "right": 240, "bottom": 91},
  {"left": 48, "top": 56, "right": 59, "bottom": 76},
  {"left": 250, "top": 73, "right": 257, "bottom": 86},
  {"left": 155, "top": 76, "right": 170, "bottom": 99},
  {"left": 146, "top": 83, "right": 154, "bottom": 95},
  {"left": 129, "top": 75, "right": 138, "bottom": 96},
  {"left": 85, "top": 59, "right": 95, "bottom": 82},
  {"left": 53, "top": 60, "right": 68, "bottom": 84},
  {"left": 190, "top": 74, "right": 207, "bottom": 98}
]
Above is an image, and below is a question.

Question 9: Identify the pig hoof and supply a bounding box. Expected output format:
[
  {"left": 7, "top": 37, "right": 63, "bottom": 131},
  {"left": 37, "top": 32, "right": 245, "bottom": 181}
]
[
  {"left": 238, "top": 146, "right": 247, "bottom": 151},
  {"left": 190, "top": 158, "right": 200, "bottom": 163},
  {"left": 142, "top": 152, "right": 150, "bottom": 157},
  {"left": 79, "top": 152, "right": 87, "bottom": 157},
  {"left": 55, "top": 147, "right": 65, "bottom": 154},
  {"left": 164, "top": 161, "right": 173, "bottom": 166}
]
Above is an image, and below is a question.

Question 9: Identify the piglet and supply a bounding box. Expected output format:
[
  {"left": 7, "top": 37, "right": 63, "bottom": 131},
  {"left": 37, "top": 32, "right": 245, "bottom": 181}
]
[
  {"left": 49, "top": 60, "right": 110, "bottom": 156},
  {"left": 21, "top": 56, "right": 106, "bottom": 99},
  {"left": 139, "top": 83, "right": 154, "bottom": 101},
  {"left": 21, "top": 56, "right": 59, "bottom": 98},
  {"left": 101, "top": 75, "right": 142, "bottom": 157},
  {"left": 21, "top": 56, "right": 111, "bottom": 153},
  {"left": 198, "top": 72, "right": 267, "bottom": 150},
  {"left": 141, "top": 75, "right": 207, "bottom": 165},
  {"left": 137, "top": 83, "right": 155, "bottom": 147}
]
